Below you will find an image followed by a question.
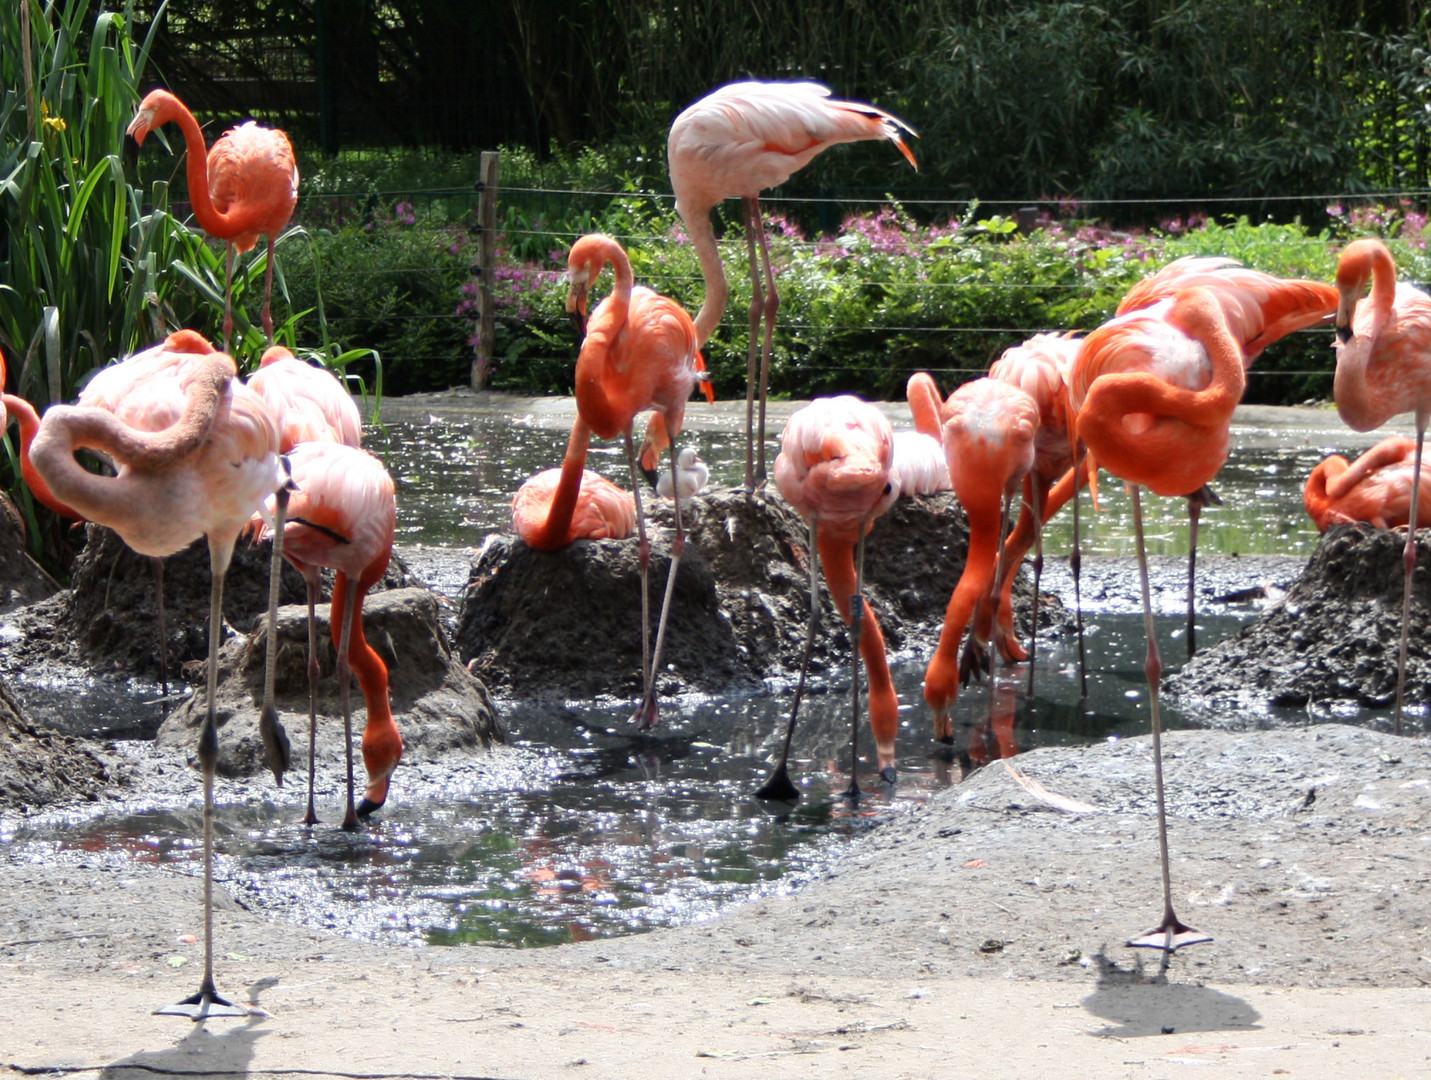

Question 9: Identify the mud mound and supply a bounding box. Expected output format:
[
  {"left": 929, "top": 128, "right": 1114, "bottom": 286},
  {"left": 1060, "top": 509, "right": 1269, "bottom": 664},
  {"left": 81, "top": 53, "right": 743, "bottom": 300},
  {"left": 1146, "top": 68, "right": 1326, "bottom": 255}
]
[
  {"left": 457, "top": 487, "right": 1067, "bottom": 701},
  {"left": 0, "top": 682, "right": 115, "bottom": 810},
  {"left": 155, "top": 587, "right": 501, "bottom": 779},
  {"left": 1168, "top": 523, "right": 1430, "bottom": 713}
]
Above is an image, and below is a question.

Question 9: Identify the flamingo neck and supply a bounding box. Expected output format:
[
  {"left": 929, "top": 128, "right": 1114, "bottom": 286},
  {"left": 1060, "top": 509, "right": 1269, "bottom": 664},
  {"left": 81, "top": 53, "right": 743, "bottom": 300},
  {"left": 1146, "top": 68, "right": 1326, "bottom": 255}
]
[
  {"left": 1334, "top": 244, "right": 1400, "bottom": 432},
  {"left": 907, "top": 374, "right": 944, "bottom": 439},
  {"left": 157, "top": 97, "right": 238, "bottom": 239},
  {"left": 330, "top": 570, "right": 402, "bottom": 806},
  {"left": 679, "top": 203, "right": 729, "bottom": 348},
  {"left": 4, "top": 394, "right": 82, "bottom": 519},
  {"left": 524, "top": 420, "right": 593, "bottom": 550}
]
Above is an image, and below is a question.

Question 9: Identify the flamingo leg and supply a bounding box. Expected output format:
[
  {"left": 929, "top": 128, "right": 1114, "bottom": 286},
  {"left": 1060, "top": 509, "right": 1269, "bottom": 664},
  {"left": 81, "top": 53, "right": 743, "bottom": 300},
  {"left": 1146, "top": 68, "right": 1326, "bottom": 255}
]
[
  {"left": 986, "top": 486, "right": 1016, "bottom": 722},
  {"left": 1394, "top": 414, "right": 1427, "bottom": 735},
  {"left": 335, "top": 575, "right": 361, "bottom": 832},
  {"left": 844, "top": 527, "right": 869, "bottom": 802},
  {"left": 1184, "top": 483, "right": 1221, "bottom": 659},
  {"left": 258, "top": 483, "right": 292, "bottom": 787},
  {"left": 1126, "top": 486, "right": 1211, "bottom": 952},
  {"left": 741, "top": 198, "right": 762, "bottom": 492},
  {"left": 1026, "top": 483, "right": 1045, "bottom": 697},
  {"left": 633, "top": 434, "right": 687, "bottom": 730},
  {"left": 302, "top": 576, "right": 321, "bottom": 826},
  {"left": 625, "top": 430, "right": 655, "bottom": 728},
  {"left": 261, "top": 234, "right": 278, "bottom": 344},
  {"left": 756, "top": 520, "right": 819, "bottom": 805},
  {"left": 151, "top": 556, "right": 169, "bottom": 705},
  {"left": 1070, "top": 452, "right": 1090, "bottom": 699},
  {"left": 752, "top": 204, "right": 778, "bottom": 488},
  {"left": 155, "top": 539, "right": 247, "bottom": 1019},
  {"left": 222, "top": 243, "right": 235, "bottom": 356}
]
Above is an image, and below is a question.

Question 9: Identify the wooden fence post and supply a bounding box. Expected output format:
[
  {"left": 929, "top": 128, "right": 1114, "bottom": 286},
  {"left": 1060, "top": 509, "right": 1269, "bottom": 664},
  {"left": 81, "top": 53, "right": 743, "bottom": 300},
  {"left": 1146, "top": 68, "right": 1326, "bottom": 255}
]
[{"left": 472, "top": 150, "right": 500, "bottom": 391}]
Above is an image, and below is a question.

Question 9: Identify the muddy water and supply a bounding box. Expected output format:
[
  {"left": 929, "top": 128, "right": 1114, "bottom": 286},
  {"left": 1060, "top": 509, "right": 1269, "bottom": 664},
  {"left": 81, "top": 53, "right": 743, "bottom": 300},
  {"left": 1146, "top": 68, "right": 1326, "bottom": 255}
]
[{"left": 0, "top": 397, "right": 1400, "bottom": 948}]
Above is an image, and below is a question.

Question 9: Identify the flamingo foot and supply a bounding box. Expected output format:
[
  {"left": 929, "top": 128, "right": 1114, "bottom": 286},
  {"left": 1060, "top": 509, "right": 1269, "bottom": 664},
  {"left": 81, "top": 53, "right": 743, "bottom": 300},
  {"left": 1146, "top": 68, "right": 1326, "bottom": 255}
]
[
  {"left": 301, "top": 809, "right": 319, "bottom": 827},
  {"left": 155, "top": 982, "right": 249, "bottom": 1021},
  {"left": 755, "top": 763, "right": 800, "bottom": 805},
  {"left": 959, "top": 637, "right": 990, "bottom": 687},
  {"left": 356, "top": 796, "right": 385, "bottom": 819},
  {"left": 258, "top": 703, "right": 291, "bottom": 787},
  {"left": 1127, "top": 909, "right": 1212, "bottom": 952},
  {"left": 630, "top": 695, "right": 660, "bottom": 731},
  {"left": 878, "top": 764, "right": 897, "bottom": 786}
]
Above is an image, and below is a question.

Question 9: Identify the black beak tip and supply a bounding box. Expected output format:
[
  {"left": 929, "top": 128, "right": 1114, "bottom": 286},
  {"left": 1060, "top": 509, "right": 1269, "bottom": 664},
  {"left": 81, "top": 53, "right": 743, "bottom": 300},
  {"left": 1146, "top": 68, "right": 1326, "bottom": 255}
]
[{"left": 1335, "top": 325, "right": 1352, "bottom": 345}]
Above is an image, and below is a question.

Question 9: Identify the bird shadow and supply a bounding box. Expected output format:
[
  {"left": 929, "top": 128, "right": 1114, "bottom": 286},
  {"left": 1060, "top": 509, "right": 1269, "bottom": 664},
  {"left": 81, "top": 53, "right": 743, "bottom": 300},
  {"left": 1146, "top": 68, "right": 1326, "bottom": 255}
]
[
  {"left": 99, "top": 976, "right": 277, "bottom": 1078},
  {"left": 1080, "top": 949, "right": 1262, "bottom": 1038}
]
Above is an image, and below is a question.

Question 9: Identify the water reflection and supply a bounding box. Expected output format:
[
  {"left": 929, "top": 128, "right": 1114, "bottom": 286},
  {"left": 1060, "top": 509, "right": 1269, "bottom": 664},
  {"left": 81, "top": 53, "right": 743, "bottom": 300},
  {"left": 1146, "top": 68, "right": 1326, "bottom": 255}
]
[{"left": 0, "top": 398, "right": 1401, "bottom": 949}]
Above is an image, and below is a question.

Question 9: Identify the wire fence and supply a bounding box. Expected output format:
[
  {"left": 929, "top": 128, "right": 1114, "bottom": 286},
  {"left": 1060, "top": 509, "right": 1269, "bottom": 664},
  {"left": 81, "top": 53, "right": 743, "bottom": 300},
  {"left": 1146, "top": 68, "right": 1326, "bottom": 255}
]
[{"left": 276, "top": 177, "right": 1431, "bottom": 395}]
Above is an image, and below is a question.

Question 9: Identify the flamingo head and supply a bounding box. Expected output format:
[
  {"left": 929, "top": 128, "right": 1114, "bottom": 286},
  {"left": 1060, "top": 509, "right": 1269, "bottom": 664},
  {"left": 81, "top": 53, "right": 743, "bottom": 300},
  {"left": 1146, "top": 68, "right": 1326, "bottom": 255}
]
[
  {"left": 259, "top": 345, "right": 297, "bottom": 368},
  {"left": 126, "top": 88, "right": 182, "bottom": 144},
  {"left": 1334, "top": 238, "right": 1389, "bottom": 341},
  {"left": 357, "top": 723, "right": 403, "bottom": 819}
]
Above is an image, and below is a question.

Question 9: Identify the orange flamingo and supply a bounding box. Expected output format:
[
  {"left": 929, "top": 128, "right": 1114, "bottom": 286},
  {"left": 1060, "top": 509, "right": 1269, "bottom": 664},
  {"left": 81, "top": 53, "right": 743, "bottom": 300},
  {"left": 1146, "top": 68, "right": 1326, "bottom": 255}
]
[
  {"left": 923, "top": 378, "right": 1038, "bottom": 741},
  {"left": 1071, "top": 286, "right": 1245, "bottom": 951},
  {"left": 563, "top": 233, "right": 710, "bottom": 729},
  {"left": 264, "top": 440, "right": 400, "bottom": 830},
  {"left": 127, "top": 89, "right": 298, "bottom": 351},
  {"left": 668, "top": 80, "right": 917, "bottom": 489},
  {"left": 1304, "top": 436, "right": 1431, "bottom": 532},
  {"left": 892, "top": 372, "right": 951, "bottom": 496},
  {"left": 1331, "top": 237, "right": 1431, "bottom": 732},
  {"left": 763, "top": 395, "right": 901, "bottom": 802},
  {"left": 1116, "top": 257, "right": 1338, "bottom": 655},
  {"left": 29, "top": 329, "right": 283, "bottom": 1019},
  {"left": 511, "top": 420, "right": 637, "bottom": 547},
  {"left": 972, "top": 334, "right": 1090, "bottom": 689},
  {"left": 248, "top": 346, "right": 366, "bottom": 824}
]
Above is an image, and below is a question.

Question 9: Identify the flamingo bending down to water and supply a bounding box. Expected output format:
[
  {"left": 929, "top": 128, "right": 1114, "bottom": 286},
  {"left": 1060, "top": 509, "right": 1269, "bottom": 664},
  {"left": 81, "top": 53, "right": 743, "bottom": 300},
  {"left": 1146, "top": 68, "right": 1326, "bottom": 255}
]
[
  {"left": 29, "top": 330, "right": 284, "bottom": 1019},
  {"left": 1116, "top": 256, "right": 1339, "bottom": 656},
  {"left": 265, "top": 441, "right": 400, "bottom": 830},
  {"left": 922, "top": 378, "right": 1038, "bottom": 740},
  {"left": 248, "top": 346, "right": 365, "bottom": 824},
  {"left": 127, "top": 89, "right": 298, "bottom": 351},
  {"left": 1072, "top": 286, "right": 1246, "bottom": 951},
  {"left": 1304, "top": 436, "right": 1431, "bottom": 532},
  {"left": 1331, "top": 238, "right": 1431, "bottom": 732},
  {"left": 668, "top": 81, "right": 917, "bottom": 489},
  {"left": 563, "top": 233, "right": 710, "bottom": 729},
  {"left": 763, "top": 395, "right": 901, "bottom": 802}
]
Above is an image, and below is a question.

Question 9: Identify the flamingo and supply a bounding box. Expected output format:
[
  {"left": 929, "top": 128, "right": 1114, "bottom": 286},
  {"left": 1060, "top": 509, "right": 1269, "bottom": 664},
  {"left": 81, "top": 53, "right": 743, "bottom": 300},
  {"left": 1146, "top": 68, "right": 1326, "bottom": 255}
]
[
  {"left": 654, "top": 446, "right": 710, "bottom": 500},
  {"left": 511, "top": 420, "right": 638, "bottom": 547},
  {"left": 1304, "top": 436, "right": 1431, "bottom": 532},
  {"left": 263, "top": 441, "right": 400, "bottom": 830},
  {"left": 668, "top": 80, "right": 917, "bottom": 490},
  {"left": 1116, "top": 256, "right": 1339, "bottom": 656},
  {"left": 891, "top": 372, "right": 951, "bottom": 497},
  {"left": 29, "top": 330, "right": 283, "bottom": 1019},
  {"left": 1071, "top": 286, "right": 1245, "bottom": 951},
  {"left": 763, "top": 395, "right": 901, "bottom": 802},
  {"left": 971, "top": 334, "right": 1088, "bottom": 689},
  {"left": 563, "top": 233, "right": 711, "bottom": 729},
  {"left": 127, "top": 89, "right": 298, "bottom": 352},
  {"left": 1331, "top": 237, "right": 1431, "bottom": 733},
  {"left": 922, "top": 378, "right": 1038, "bottom": 742},
  {"left": 248, "top": 346, "right": 364, "bottom": 824}
]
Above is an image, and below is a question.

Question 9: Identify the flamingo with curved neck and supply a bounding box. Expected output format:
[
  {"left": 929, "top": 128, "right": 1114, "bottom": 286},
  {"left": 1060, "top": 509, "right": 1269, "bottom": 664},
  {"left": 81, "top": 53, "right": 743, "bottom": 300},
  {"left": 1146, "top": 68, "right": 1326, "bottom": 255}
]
[
  {"left": 1331, "top": 237, "right": 1431, "bottom": 733},
  {"left": 128, "top": 88, "right": 298, "bottom": 350}
]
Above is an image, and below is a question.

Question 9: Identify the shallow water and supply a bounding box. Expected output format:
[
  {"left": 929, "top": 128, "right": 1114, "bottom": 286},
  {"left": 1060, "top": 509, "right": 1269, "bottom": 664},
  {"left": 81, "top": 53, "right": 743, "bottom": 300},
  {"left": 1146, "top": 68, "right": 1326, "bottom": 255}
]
[{"left": 0, "top": 397, "right": 1406, "bottom": 948}]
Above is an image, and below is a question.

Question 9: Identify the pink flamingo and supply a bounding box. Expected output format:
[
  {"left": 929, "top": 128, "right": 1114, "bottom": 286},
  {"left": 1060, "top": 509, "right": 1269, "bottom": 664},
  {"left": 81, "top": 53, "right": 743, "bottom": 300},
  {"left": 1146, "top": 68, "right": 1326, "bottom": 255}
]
[
  {"left": 30, "top": 329, "right": 283, "bottom": 1018},
  {"left": 668, "top": 80, "right": 917, "bottom": 489},
  {"left": 248, "top": 346, "right": 366, "bottom": 824},
  {"left": 127, "top": 89, "right": 298, "bottom": 351},
  {"left": 1071, "top": 286, "right": 1246, "bottom": 951},
  {"left": 764, "top": 395, "right": 901, "bottom": 801},
  {"left": 511, "top": 419, "right": 637, "bottom": 547},
  {"left": 1331, "top": 237, "right": 1431, "bottom": 732},
  {"left": 264, "top": 441, "right": 400, "bottom": 830}
]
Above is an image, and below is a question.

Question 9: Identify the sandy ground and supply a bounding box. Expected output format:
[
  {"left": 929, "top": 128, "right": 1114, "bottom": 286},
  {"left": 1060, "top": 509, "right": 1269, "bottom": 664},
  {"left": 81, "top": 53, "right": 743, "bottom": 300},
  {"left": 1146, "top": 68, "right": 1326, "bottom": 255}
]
[{"left": 6, "top": 723, "right": 1431, "bottom": 1079}]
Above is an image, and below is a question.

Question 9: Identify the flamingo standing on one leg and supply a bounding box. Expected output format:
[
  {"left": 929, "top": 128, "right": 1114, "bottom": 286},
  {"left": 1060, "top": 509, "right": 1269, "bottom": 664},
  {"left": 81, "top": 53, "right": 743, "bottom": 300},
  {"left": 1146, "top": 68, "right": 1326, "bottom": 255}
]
[
  {"left": 1331, "top": 237, "right": 1431, "bottom": 733},
  {"left": 922, "top": 378, "right": 1038, "bottom": 741},
  {"left": 668, "top": 80, "right": 917, "bottom": 490},
  {"left": 563, "top": 233, "right": 711, "bottom": 729},
  {"left": 29, "top": 336, "right": 283, "bottom": 1019},
  {"left": 1071, "top": 286, "right": 1246, "bottom": 951},
  {"left": 1115, "top": 256, "right": 1339, "bottom": 656},
  {"left": 248, "top": 346, "right": 364, "bottom": 824},
  {"left": 1304, "top": 435, "right": 1431, "bottom": 532},
  {"left": 763, "top": 395, "right": 901, "bottom": 802},
  {"left": 127, "top": 89, "right": 298, "bottom": 352},
  {"left": 264, "top": 441, "right": 400, "bottom": 830}
]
